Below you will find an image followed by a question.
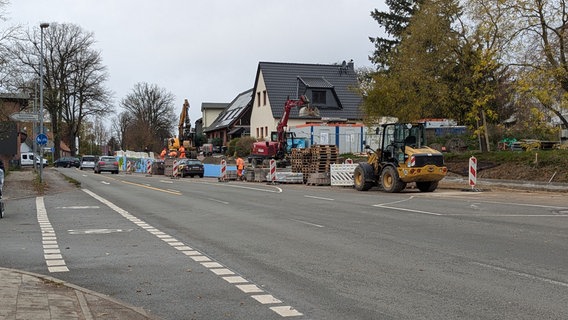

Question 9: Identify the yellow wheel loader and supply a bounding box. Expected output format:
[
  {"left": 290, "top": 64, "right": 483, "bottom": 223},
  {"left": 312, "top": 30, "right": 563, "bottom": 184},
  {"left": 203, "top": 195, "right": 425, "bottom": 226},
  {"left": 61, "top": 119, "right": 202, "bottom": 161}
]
[{"left": 354, "top": 123, "right": 447, "bottom": 193}]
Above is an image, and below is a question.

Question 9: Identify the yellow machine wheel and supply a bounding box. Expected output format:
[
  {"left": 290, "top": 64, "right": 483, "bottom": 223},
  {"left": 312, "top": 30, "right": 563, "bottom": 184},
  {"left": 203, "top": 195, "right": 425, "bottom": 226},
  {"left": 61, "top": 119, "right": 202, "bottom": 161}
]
[{"left": 380, "top": 166, "right": 406, "bottom": 193}]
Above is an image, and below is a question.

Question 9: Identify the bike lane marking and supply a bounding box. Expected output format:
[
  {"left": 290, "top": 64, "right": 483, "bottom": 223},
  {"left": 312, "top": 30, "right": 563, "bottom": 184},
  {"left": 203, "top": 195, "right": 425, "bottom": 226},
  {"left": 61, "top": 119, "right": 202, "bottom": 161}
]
[
  {"left": 82, "top": 189, "right": 303, "bottom": 318},
  {"left": 36, "top": 197, "right": 69, "bottom": 273}
]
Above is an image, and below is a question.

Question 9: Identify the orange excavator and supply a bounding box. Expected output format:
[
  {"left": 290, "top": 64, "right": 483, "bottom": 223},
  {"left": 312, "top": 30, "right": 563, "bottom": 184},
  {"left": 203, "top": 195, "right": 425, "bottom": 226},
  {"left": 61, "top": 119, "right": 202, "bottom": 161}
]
[{"left": 167, "top": 99, "right": 197, "bottom": 158}]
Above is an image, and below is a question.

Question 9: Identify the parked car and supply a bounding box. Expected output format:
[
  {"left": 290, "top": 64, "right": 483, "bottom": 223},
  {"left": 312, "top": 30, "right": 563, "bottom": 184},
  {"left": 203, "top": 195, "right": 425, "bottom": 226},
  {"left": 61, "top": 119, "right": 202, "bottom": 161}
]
[
  {"left": 94, "top": 156, "right": 119, "bottom": 174},
  {"left": 80, "top": 155, "right": 97, "bottom": 170},
  {"left": 179, "top": 159, "right": 204, "bottom": 178},
  {"left": 20, "top": 152, "right": 48, "bottom": 168},
  {"left": 54, "top": 157, "right": 80, "bottom": 168}
]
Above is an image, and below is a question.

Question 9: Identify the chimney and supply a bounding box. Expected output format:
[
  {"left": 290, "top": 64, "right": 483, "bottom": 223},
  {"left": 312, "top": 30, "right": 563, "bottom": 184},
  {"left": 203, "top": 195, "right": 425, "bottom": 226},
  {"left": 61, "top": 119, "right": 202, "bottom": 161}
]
[{"left": 347, "top": 59, "right": 354, "bottom": 70}]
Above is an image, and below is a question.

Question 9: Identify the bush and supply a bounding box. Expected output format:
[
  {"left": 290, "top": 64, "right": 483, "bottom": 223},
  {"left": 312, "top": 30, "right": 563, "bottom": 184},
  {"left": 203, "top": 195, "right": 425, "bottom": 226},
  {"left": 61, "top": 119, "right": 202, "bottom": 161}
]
[{"left": 227, "top": 137, "right": 257, "bottom": 157}]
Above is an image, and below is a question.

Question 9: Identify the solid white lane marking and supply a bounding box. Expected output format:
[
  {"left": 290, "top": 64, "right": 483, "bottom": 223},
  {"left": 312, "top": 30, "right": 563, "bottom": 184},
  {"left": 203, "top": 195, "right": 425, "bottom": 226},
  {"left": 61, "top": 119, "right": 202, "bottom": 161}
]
[
  {"left": 289, "top": 218, "right": 324, "bottom": 228},
  {"left": 304, "top": 195, "right": 334, "bottom": 201},
  {"left": 37, "top": 197, "right": 68, "bottom": 273},
  {"left": 82, "top": 188, "right": 303, "bottom": 317},
  {"left": 56, "top": 206, "right": 100, "bottom": 209},
  {"left": 252, "top": 294, "right": 282, "bottom": 304},
  {"left": 472, "top": 262, "right": 568, "bottom": 288},
  {"left": 270, "top": 306, "right": 303, "bottom": 317}
]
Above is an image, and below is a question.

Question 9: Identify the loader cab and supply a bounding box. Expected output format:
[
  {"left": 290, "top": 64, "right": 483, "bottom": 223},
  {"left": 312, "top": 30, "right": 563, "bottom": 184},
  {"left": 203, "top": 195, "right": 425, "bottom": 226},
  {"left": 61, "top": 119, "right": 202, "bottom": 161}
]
[{"left": 376, "top": 123, "right": 426, "bottom": 164}]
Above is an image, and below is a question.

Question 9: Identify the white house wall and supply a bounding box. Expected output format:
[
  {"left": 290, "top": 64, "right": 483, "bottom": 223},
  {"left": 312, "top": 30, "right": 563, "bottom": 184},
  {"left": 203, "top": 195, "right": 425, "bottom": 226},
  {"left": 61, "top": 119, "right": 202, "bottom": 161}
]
[
  {"left": 203, "top": 109, "right": 224, "bottom": 129},
  {"left": 250, "top": 71, "right": 276, "bottom": 140}
]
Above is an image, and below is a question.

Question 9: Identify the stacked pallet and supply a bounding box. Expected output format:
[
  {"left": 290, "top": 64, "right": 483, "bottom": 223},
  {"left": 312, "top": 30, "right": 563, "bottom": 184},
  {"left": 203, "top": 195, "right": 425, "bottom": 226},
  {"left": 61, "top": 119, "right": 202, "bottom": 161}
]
[
  {"left": 310, "top": 145, "right": 338, "bottom": 174},
  {"left": 291, "top": 145, "right": 339, "bottom": 184}
]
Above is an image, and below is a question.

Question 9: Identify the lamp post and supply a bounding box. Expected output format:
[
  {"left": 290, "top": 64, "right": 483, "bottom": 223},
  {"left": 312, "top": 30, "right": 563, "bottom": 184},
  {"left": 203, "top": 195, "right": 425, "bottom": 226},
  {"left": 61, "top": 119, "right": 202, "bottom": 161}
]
[{"left": 39, "top": 22, "right": 49, "bottom": 183}]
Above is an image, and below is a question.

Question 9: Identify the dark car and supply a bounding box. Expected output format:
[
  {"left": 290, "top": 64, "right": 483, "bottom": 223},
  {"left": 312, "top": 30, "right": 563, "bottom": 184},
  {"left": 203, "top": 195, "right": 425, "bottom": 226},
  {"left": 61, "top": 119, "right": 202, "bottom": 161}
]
[
  {"left": 179, "top": 159, "right": 204, "bottom": 178},
  {"left": 94, "top": 156, "right": 119, "bottom": 174},
  {"left": 54, "top": 157, "right": 80, "bottom": 168}
]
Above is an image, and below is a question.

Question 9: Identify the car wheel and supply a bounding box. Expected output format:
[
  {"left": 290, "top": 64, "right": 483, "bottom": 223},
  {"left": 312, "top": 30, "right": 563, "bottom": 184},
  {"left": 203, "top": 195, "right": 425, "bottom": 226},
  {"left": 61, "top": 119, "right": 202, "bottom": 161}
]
[{"left": 198, "top": 174, "right": 203, "bottom": 178}]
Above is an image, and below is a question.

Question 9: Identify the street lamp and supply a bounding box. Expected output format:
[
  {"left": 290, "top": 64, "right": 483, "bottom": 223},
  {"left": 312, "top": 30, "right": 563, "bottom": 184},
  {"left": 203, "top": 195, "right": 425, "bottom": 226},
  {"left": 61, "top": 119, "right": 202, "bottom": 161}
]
[{"left": 39, "top": 22, "right": 49, "bottom": 183}]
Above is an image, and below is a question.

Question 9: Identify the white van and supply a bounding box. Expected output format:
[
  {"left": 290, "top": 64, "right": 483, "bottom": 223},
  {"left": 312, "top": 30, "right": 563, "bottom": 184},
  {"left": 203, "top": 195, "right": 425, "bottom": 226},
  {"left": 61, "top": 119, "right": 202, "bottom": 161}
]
[{"left": 20, "top": 152, "right": 48, "bottom": 167}]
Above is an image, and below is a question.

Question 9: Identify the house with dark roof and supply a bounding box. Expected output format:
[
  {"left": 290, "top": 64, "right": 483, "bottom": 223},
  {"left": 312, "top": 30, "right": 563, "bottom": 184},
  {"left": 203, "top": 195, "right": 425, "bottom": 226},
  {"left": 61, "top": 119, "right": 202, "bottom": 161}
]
[
  {"left": 250, "top": 60, "right": 363, "bottom": 141},
  {"left": 203, "top": 89, "right": 253, "bottom": 146},
  {"left": 201, "top": 102, "right": 229, "bottom": 131}
]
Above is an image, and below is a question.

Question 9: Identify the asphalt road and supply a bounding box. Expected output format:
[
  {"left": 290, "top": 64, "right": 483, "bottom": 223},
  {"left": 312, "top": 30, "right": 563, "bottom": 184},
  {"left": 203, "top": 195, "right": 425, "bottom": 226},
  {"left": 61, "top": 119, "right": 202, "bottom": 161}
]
[{"left": 1, "top": 168, "right": 567, "bottom": 319}]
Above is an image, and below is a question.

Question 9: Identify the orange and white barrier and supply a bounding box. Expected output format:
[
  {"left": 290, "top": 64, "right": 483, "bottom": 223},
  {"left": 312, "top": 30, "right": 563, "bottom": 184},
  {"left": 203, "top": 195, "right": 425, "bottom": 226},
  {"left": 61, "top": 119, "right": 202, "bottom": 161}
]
[
  {"left": 269, "top": 159, "right": 276, "bottom": 183},
  {"left": 146, "top": 159, "right": 152, "bottom": 176},
  {"left": 219, "top": 159, "right": 227, "bottom": 181},
  {"left": 469, "top": 156, "right": 477, "bottom": 188},
  {"left": 126, "top": 161, "right": 132, "bottom": 174},
  {"left": 172, "top": 160, "right": 179, "bottom": 178}
]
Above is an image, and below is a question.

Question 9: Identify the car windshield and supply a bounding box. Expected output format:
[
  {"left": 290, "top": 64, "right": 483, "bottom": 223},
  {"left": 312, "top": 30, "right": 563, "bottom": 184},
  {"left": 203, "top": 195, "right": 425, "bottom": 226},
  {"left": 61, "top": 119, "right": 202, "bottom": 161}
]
[
  {"left": 186, "top": 160, "right": 202, "bottom": 165},
  {"left": 82, "top": 156, "right": 95, "bottom": 161},
  {"left": 100, "top": 157, "right": 115, "bottom": 162}
]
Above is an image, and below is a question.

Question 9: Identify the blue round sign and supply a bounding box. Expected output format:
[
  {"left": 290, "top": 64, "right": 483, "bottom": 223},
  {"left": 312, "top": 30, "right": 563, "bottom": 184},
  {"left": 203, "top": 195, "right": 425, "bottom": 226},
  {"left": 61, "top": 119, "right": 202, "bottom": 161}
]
[{"left": 36, "top": 133, "right": 48, "bottom": 145}]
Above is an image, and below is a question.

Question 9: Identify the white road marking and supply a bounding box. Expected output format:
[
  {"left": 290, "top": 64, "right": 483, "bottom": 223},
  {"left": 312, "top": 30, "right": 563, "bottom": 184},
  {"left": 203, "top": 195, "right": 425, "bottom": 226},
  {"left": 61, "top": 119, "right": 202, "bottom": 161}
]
[
  {"left": 68, "top": 229, "right": 132, "bottom": 235},
  {"left": 223, "top": 276, "right": 248, "bottom": 284},
  {"left": 373, "top": 204, "right": 443, "bottom": 216},
  {"left": 472, "top": 262, "right": 568, "bottom": 288},
  {"left": 289, "top": 218, "right": 324, "bottom": 228},
  {"left": 236, "top": 284, "right": 263, "bottom": 293},
  {"left": 56, "top": 206, "right": 100, "bottom": 209},
  {"left": 82, "top": 188, "right": 304, "bottom": 317},
  {"left": 207, "top": 198, "right": 229, "bottom": 205},
  {"left": 101, "top": 181, "right": 110, "bottom": 185},
  {"left": 196, "top": 181, "right": 283, "bottom": 193},
  {"left": 304, "top": 195, "right": 334, "bottom": 201},
  {"left": 36, "top": 197, "right": 69, "bottom": 273},
  {"left": 160, "top": 180, "right": 174, "bottom": 184},
  {"left": 252, "top": 294, "right": 282, "bottom": 304},
  {"left": 270, "top": 306, "right": 303, "bottom": 317}
]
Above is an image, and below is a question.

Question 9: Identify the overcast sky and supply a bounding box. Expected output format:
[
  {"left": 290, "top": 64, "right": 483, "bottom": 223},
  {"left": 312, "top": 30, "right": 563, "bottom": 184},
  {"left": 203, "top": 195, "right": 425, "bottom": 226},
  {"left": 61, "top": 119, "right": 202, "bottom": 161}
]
[{"left": 5, "top": 0, "right": 385, "bottom": 127}]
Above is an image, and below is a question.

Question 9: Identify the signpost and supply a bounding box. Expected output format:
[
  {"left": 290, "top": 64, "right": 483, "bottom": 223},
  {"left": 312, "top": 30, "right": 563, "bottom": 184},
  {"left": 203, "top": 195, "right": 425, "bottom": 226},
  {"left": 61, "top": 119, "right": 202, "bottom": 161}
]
[{"left": 9, "top": 112, "right": 39, "bottom": 122}]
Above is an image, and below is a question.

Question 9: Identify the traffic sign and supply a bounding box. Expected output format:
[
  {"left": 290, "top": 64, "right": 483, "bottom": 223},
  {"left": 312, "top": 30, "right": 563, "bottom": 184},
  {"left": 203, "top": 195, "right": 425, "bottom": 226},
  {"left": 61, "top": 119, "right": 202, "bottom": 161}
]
[
  {"left": 36, "top": 133, "right": 48, "bottom": 145},
  {"left": 10, "top": 112, "right": 39, "bottom": 122}
]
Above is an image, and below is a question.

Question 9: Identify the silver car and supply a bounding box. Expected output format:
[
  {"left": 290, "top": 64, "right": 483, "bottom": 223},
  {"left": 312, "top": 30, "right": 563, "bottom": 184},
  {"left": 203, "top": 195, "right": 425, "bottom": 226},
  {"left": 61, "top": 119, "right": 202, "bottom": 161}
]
[
  {"left": 94, "top": 156, "right": 119, "bottom": 174},
  {"left": 80, "top": 155, "right": 97, "bottom": 170}
]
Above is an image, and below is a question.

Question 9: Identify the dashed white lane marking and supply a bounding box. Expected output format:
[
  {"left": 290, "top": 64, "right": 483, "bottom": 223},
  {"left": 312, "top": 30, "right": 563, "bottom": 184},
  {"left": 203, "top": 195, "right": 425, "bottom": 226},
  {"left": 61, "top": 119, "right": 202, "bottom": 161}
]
[
  {"left": 82, "top": 188, "right": 303, "bottom": 318},
  {"left": 472, "top": 262, "right": 568, "bottom": 288},
  {"left": 57, "top": 206, "right": 100, "bottom": 209},
  {"left": 304, "top": 195, "right": 334, "bottom": 201},
  {"left": 289, "top": 218, "right": 324, "bottom": 228},
  {"left": 207, "top": 198, "right": 230, "bottom": 205},
  {"left": 36, "top": 197, "right": 69, "bottom": 273}
]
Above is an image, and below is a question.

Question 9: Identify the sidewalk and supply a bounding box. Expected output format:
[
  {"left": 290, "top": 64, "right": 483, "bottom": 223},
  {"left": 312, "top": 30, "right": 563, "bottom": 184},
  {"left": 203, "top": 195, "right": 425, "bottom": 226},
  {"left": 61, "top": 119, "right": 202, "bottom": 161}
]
[
  {"left": 1, "top": 168, "right": 159, "bottom": 320},
  {"left": 0, "top": 268, "right": 157, "bottom": 320}
]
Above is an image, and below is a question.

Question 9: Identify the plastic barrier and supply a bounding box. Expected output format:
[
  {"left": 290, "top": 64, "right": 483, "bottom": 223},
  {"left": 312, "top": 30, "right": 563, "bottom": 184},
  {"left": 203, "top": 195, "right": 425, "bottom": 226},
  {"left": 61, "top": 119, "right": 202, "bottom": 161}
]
[
  {"left": 331, "top": 164, "right": 358, "bottom": 186},
  {"left": 469, "top": 156, "right": 477, "bottom": 188},
  {"left": 269, "top": 159, "right": 276, "bottom": 183},
  {"left": 219, "top": 159, "right": 227, "bottom": 181}
]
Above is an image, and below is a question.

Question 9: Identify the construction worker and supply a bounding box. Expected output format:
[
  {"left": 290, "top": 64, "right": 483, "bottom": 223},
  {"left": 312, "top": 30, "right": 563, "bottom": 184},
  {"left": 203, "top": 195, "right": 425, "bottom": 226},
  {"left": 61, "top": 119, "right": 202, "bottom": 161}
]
[
  {"left": 160, "top": 147, "right": 167, "bottom": 160},
  {"left": 179, "top": 145, "right": 186, "bottom": 158},
  {"left": 236, "top": 156, "right": 245, "bottom": 180},
  {"left": 168, "top": 149, "right": 178, "bottom": 158}
]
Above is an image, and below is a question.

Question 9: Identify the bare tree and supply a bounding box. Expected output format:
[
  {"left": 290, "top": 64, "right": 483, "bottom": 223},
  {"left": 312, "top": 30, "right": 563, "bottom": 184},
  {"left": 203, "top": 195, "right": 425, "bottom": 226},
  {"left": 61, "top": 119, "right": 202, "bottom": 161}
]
[
  {"left": 7, "top": 23, "right": 113, "bottom": 158},
  {"left": 120, "top": 82, "right": 175, "bottom": 152}
]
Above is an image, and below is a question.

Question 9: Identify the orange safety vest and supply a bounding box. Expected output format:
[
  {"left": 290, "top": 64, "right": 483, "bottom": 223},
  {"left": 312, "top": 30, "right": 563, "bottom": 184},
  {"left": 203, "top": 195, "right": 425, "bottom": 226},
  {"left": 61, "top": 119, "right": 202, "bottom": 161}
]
[
  {"left": 236, "top": 158, "right": 244, "bottom": 170},
  {"left": 179, "top": 146, "right": 186, "bottom": 158}
]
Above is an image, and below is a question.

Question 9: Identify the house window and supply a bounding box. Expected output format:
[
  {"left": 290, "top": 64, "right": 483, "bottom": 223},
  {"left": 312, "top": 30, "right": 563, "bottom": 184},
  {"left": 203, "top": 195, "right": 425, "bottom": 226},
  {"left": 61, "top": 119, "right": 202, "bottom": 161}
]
[
  {"left": 312, "top": 90, "right": 326, "bottom": 104},
  {"left": 263, "top": 90, "right": 267, "bottom": 106},
  {"left": 256, "top": 127, "right": 260, "bottom": 138},
  {"left": 265, "top": 126, "right": 268, "bottom": 138},
  {"left": 260, "top": 127, "right": 264, "bottom": 138},
  {"left": 257, "top": 92, "right": 261, "bottom": 107}
]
